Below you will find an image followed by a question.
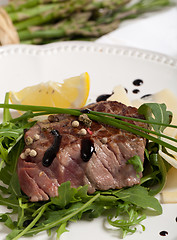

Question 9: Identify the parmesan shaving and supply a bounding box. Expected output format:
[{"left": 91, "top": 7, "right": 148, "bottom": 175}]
[{"left": 107, "top": 85, "right": 131, "bottom": 106}]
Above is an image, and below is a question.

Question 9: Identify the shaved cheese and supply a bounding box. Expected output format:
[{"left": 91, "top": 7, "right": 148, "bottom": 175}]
[
  {"left": 159, "top": 150, "right": 177, "bottom": 169},
  {"left": 107, "top": 85, "right": 131, "bottom": 106},
  {"left": 160, "top": 167, "right": 177, "bottom": 203},
  {"left": 131, "top": 99, "right": 145, "bottom": 108},
  {"left": 161, "top": 191, "right": 177, "bottom": 203}
]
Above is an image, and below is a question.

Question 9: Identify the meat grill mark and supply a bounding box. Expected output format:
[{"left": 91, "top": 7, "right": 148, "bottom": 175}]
[{"left": 18, "top": 101, "right": 148, "bottom": 201}]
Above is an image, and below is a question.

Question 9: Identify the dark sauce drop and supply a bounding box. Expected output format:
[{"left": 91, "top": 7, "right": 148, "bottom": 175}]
[
  {"left": 124, "top": 88, "right": 128, "bottom": 93},
  {"left": 80, "top": 108, "right": 91, "bottom": 114},
  {"left": 42, "top": 129, "right": 62, "bottom": 167},
  {"left": 159, "top": 231, "right": 168, "bottom": 236},
  {"left": 176, "top": 217, "right": 177, "bottom": 222},
  {"left": 132, "top": 89, "right": 140, "bottom": 94},
  {"left": 141, "top": 94, "right": 152, "bottom": 99},
  {"left": 133, "top": 79, "right": 143, "bottom": 86},
  {"left": 81, "top": 138, "right": 95, "bottom": 162},
  {"left": 96, "top": 94, "right": 112, "bottom": 102}
]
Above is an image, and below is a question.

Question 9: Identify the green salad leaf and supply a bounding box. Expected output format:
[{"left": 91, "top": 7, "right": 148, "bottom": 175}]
[
  {"left": 127, "top": 155, "right": 143, "bottom": 177},
  {"left": 114, "top": 185, "right": 162, "bottom": 214},
  {"left": 138, "top": 103, "right": 172, "bottom": 133}
]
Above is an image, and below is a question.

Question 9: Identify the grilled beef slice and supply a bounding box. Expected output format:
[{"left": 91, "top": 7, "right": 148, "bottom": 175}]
[{"left": 18, "top": 101, "right": 147, "bottom": 202}]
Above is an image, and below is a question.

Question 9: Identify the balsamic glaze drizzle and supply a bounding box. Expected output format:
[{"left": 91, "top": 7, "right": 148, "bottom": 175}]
[
  {"left": 132, "top": 89, "right": 140, "bottom": 94},
  {"left": 81, "top": 138, "right": 95, "bottom": 162},
  {"left": 141, "top": 94, "right": 152, "bottom": 99},
  {"left": 80, "top": 108, "right": 91, "bottom": 114},
  {"left": 133, "top": 79, "right": 143, "bottom": 86},
  {"left": 159, "top": 231, "right": 168, "bottom": 236},
  {"left": 124, "top": 88, "right": 128, "bottom": 93},
  {"left": 42, "top": 129, "right": 62, "bottom": 167},
  {"left": 96, "top": 94, "right": 112, "bottom": 102}
]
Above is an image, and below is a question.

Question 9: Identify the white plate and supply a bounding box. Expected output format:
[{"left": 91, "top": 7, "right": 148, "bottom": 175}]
[{"left": 0, "top": 41, "right": 177, "bottom": 240}]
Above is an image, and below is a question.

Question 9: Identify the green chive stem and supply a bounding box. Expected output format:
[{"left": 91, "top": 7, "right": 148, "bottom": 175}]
[
  {"left": 12, "top": 202, "right": 51, "bottom": 240},
  {"left": 88, "top": 114, "right": 177, "bottom": 152},
  {"left": 1, "top": 103, "right": 177, "bottom": 153},
  {"left": 90, "top": 110, "right": 177, "bottom": 129},
  {"left": 24, "top": 193, "right": 100, "bottom": 236},
  {"left": 97, "top": 114, "right": 177, "bottom": 144}
]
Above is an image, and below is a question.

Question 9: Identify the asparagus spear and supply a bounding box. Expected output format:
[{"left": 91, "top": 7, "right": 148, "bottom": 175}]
[
  {"left": 74, "top": 20, "right": 120, "bottom": 38},
  {"left": 21, "top": 36, "right": 97, "bottom": 45},
  {"left": 14, "top": 0, "right": 92, "bottom": 31},
  {"left": 95, "top": 0, "right": 171, "bottom": 24},
  {"left": 21, "top": 37, "right": 70, "bottom": 45},
  {"left": 83, "top": 0, "right": 131, "bottom": 23},
  {"left": 84, "top": 0, "right": 131, "bottom": 11},
  {"left": 119, "top": 0, "right": 171, "bottom": 18},
  {"left": 4, "top": 0, "right": 68, "bottom": 13},
  {"left": 18, "top": 18, "right": 120, "bottom": 41},
  {"left": 9, "top": 3, "right": 61, "bottom": 22},
  {"left": 18, "top": 12, "right": 92, "bottom": 40}
]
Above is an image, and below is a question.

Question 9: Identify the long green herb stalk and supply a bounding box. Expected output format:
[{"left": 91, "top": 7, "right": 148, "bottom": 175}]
[
  {"left": 2, "top": 0, "right": 172, "bottom": 45},
  {"left": 0, "top": 97, "right": 176, "bottom": 239}
]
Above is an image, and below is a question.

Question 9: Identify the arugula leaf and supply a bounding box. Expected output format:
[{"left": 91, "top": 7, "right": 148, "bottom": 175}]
[
  {"left": 0, "top": 138, "right": 24, "bottom": 190},
  {"left": 6, "top": 229, "right": 23, "bottom": 240},
  {"left": 56, "top": 222, "right": 68, "bottom": 239},
  {"left": 148, "top": 154, "right": 168, "bottom": 196},
  {"left": 0, "top": 126, "right": 23, "bottom": 138},
  {"left": 0, "top": 213, "right": 16, "bottom": 230},
  {"left": 138, "top": 103, "right": 172, "bottom": 133},
  {"left": 51, "top": 181, "right": 77, "bottom": 208},
  {"left": 107, "top": 204, "right": 146, "bottom": 238},
  {"left": 0, "top": 139, "right": 8, "bottom": 163},
  {"left": 51, "top": 182, "right": 89, "bottom": 208},
  {"left": 73, "top": 185, "right": 88, "bottom": 200},
  {"left": 114, "top": 185, "right": 162, "bottom": 214},
  {"left": 0, "top": 195, "right": 19, "bottom": 213},
  {"left": 8, "top": 172, "right": 22, "bottom": 198},
  {"left": 43, "top": 202, "right": 85, "bottom": 225},
  {"left": 20, "top": 193, "right": 100, "bottom": 239},
  {"left": 127, "top": 155, "right": 143, "bottom": 177}
]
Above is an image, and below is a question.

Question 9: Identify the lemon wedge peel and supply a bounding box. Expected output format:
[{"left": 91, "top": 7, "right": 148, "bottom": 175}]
[{"left": 9, "top": 72, "right": 90, "bottom": 109}]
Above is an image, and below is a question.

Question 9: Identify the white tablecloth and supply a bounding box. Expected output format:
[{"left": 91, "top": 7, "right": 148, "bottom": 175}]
[{"left": 96, "top": 5, "right": 177, "bottom": 59}]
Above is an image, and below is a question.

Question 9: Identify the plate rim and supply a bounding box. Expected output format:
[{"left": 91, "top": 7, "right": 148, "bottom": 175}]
[{"left": 0, "top": 41, "right": 176, "bottom": 69}]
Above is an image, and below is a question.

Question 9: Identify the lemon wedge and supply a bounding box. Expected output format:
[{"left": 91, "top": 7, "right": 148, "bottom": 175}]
[{"left": 9, "top": 72, "right": 90, "bottom": 108}]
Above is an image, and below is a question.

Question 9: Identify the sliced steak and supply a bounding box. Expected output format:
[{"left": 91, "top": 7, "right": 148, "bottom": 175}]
[{"left": 17, "top": 101, "right": 147, "bottom": 201}]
